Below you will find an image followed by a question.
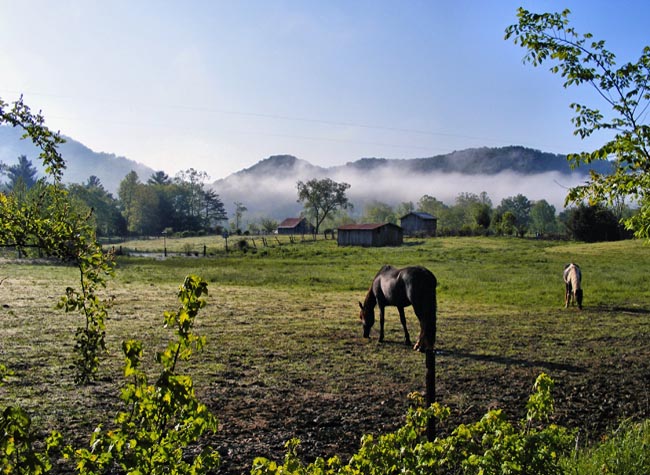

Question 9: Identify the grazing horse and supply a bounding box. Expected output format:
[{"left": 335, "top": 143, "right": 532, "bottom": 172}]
[
  {"left": 358, "top": 265, "right": 437, "bottom": 351},
  {"left": 563, "top": 263, "right": 583, "bottom": 309}
]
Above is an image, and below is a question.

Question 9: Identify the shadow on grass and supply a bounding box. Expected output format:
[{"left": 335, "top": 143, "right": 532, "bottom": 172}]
[
  {"left": 590, "top": 305, "right": 650, "bottom": 315},
  {"left": 439, "top": 349, "right": 586, "bottom": 373}
]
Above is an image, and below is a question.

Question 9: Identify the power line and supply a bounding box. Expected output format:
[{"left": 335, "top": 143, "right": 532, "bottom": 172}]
[{"left": 1, "top": 89, "right": 533, "bottom": 150}]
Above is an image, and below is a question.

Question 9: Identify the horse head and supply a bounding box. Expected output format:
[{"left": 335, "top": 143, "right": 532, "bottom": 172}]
[{"left": 358, "top": 301, "right": 375, "bottom": 338}]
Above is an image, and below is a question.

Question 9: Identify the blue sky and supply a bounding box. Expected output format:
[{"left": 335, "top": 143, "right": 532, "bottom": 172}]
[{"left": 1, "top": 1, "right": 648, "bottom": 181}]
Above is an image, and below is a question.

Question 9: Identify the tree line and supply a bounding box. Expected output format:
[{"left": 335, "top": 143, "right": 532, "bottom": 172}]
[
  {"left": 0, "top": 157, "right": 229, "bottom": 237},
  {"left": 358, "top": 192, "right": 632, "bottom": 241},
  {"left": 0, "top": 156, "right": 633, "bottom": 242}
]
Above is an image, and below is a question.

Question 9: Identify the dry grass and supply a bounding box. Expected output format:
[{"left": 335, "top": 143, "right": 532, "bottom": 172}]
[{"left": 0, "top": 237, "right": 649, "bottom": 472}]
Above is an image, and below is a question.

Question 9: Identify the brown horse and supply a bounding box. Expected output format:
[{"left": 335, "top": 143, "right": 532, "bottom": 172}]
[
  {"left": 563, "top": 263, "right": 583, "bottom": 309},
  {"left": 358, "top": 265, "right": 437, "bottom": 351}
]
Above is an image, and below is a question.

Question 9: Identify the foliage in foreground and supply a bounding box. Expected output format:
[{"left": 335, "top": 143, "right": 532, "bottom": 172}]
[
  {"left": 66, "top": 275, "right": 220, "bottom": 474},
  {"left": 0, "top": 364, "right": 62, "bottom": 474},
  {"left": 0, "top": 95, "right": 115, "bottom": 384},
  {"left": 1, "top": 276, "right": 219, "bottom": 474},
  {"left": 251, "top": 373, "right": 575, "bottom": 475},
  {"left": 506, "top": 8, "right": 650, "bottom": 241},
  {"left": 565, "top": 419, "right": 650, "bottom": 475}
]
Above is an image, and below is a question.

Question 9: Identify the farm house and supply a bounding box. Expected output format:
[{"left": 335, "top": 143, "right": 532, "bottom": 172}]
[
  {"left": 277, "top": 217, "right": 315, "bottom": 235},
  {"left": 337, "top": 223, "right": 403, "bottom": 247},
  {"left": 400, "top": 212, "right": 437, "bottom": 237}
]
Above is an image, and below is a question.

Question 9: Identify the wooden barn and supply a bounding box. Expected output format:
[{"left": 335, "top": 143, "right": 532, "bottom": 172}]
[
  {"left": 400, "top": 212, "right": 437, "bottom": 237},
  {"left": 277, "top": 217, "right": 314, "bottom": 235},
  {"left": 337, "top": 223, "right": 403, "bottom": 247}
]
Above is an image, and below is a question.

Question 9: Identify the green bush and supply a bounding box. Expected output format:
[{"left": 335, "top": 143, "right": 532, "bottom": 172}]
[{"left": 251, "top": 373, "right": 574, "bottom": 474}]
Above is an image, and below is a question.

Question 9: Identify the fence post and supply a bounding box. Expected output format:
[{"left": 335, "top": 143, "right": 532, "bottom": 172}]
[{"left": 425, "top": 348, "right": 436, "bottom": 440}]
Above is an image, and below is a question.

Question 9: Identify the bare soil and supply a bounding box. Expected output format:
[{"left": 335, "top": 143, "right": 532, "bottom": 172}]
[{"left": 208, "top": 330, "right": 650, "bottom": 474}]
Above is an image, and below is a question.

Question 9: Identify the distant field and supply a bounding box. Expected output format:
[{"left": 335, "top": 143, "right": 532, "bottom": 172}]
[{"left": 1, "top": 236, "right": 649, "bottom": 474}]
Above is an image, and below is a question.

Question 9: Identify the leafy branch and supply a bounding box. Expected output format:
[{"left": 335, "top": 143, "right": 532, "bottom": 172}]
[
  {"left": 505, "top": 8, "right": 650, "bottom": 240},
  {"left": 1, "top": 94, "right": 115, "bottom": 384},
  {"left": 68, "top": 275, "right": 220, "bottom": 474}
]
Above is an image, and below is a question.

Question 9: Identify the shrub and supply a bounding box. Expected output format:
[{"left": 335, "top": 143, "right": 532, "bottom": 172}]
[{"left": 250, "top": 373, "right": 574, "bottom": 474}]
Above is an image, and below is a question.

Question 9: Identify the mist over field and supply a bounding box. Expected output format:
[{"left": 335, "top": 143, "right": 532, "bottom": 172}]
[
  {"left": 215, "top": 164, "right": 586, "bottom": 220},
  {"left": 1, "top": 125, "right": 596, "bottom": 220}
]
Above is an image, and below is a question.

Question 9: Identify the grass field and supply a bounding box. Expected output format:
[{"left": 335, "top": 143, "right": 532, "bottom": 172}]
[{"left": 1, "top": 236, "right": 649, "bottom": 473}]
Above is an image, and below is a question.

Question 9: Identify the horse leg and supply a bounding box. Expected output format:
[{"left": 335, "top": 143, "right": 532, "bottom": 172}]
[
  {"left": 565, "top": 283, "right": 571, "bottom": 308},
  {"left": 378, "top": 305, "right": 385, "bottom": 342},
  {"left": 398, "top": 307, "right": 412, "bottom": 346}
]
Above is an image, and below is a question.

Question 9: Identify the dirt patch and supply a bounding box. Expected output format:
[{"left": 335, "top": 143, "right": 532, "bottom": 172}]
[{"left": 208, "top": 350, "right": 650, "bottom": 474}]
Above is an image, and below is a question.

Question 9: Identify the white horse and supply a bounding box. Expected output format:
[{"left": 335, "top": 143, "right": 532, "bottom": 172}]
[{"left": 563, "top": 263, "right": 583, "bottom": 309}]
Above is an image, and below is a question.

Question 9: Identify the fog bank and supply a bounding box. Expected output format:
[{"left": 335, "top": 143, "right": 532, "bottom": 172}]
[{"left": 214, "top": 163, "right": 588, "bottom": 220}]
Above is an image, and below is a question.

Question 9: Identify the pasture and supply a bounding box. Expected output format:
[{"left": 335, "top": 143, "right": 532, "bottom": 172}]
[{"left": 1, "top": 236, "right": 649, "bottom": 473}]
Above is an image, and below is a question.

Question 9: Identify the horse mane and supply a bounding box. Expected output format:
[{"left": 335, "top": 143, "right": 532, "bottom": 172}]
[{"left": 362, "top": 285, "right": 377, "bottom": 310}]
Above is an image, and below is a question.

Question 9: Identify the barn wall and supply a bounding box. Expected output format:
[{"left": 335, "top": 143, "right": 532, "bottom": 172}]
[
  {"left": 378, "top": 226, "right": 403, "bottom": 246},
  {"left": 337, "top": 230, "right": 374, "bottom": 246},
  {"left": 401, "top": 215, "right": 437, "bottom": 236},
  {"left": 337, "top": 226, "right": 403, "bottom": 247}
]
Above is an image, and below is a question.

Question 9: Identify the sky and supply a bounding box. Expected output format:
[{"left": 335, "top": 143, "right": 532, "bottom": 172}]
[{"left": 1, "top": 0, "right": 649, "bottom": 183}]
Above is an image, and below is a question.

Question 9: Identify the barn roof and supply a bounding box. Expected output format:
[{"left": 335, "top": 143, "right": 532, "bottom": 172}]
[
  {"left": 338, "top": 223, "right": 402, "bottom": 231},
  {"left": 278, "top": 217, "right": 305, "bottom": 228},
  {"left": 400, "top": 212, "right": 437, "bottom": 220}
]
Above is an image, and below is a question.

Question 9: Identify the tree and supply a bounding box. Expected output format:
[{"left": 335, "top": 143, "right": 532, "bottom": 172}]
[
  {"left": 417, "top": 195, "right": 447, "bottom": 218},
  {"left": 117, "top": 171, "right": 140, "bottom": 235},
  {"left": 174, "top": 169, "right": 209, "bottom": 232},
  {"left": 530, "top": 199, "right": 558, "bottom": 235},
  {"left": 2, "top": 155, "right": 39, "bottom": 190},
  {"left": 296, "top": 178, "right": 351, "bottom": 234},
  {"left": 362, "top": 200, "right": 396, "bottom": 224},
  {"left": 202, "top": 189, "right": 227, "bottom": 232},
  {"left": 233, "top": 201, "right": 247, "bottom": 232},
  {"left": 500, "top": 211, "right": 517, "bottom": 236},
  {"left": 260, "top": 217, "right": 278, "bottom": 234},
  {"left": 395, "top": 201, "right": 415, "bottom": 218},
  {"left": 506, "top": 8, "right": 650, "bottom": 240},
  {"left": 565, "top": 203, "right": 623, "bottom": 242},
  {"left": 68, "top": 176, "right": 126, "bottom": 236},
  {"left": 498, "top": 194, "right": 532, "bottom": 237},
  {"left": 147, "top": 170, "right": 172, "bottom": 186},
  {"left": 147, "top": 171, "right": 175, "bottom": 232},
  {"left": 131, "top": 184, "right": 160, "bottom": 235}
]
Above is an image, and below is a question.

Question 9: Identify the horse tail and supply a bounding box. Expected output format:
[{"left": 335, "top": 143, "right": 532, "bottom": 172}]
[{"left": 570, "top": 265, "right": 581, "bottom": 291}]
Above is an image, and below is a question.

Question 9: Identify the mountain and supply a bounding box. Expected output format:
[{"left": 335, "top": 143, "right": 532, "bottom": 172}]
[
  {"left": 0, "top": 125, "right": 155, "bottom": 194},
  {"left": 342, "top": 146, "right": 610, "bottom": 175},
  {"left": 211, "top": 147, "right": 612, "bottom": 220},
  {"left": 212, "top": 155, "right": 329, "bottom": 219},
  {"left": 1, "top": 123, "right": 613, "bottom": 219}
]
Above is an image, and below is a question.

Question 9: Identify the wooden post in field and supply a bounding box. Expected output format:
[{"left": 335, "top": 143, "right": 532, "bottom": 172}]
[{"left": 425, "top": 348, "right": 436, "bottom": 441}]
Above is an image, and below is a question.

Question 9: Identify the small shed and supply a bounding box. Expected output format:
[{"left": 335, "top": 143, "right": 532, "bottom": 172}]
[
  {"left": 337, "top": 223, "right": 403, "bottom": 247},
  {"left": 400, "top": 212, "right": 437, "bottom": 237},
  {"left": 277, "top": 217, "right": 314, "bottom": 235}
]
